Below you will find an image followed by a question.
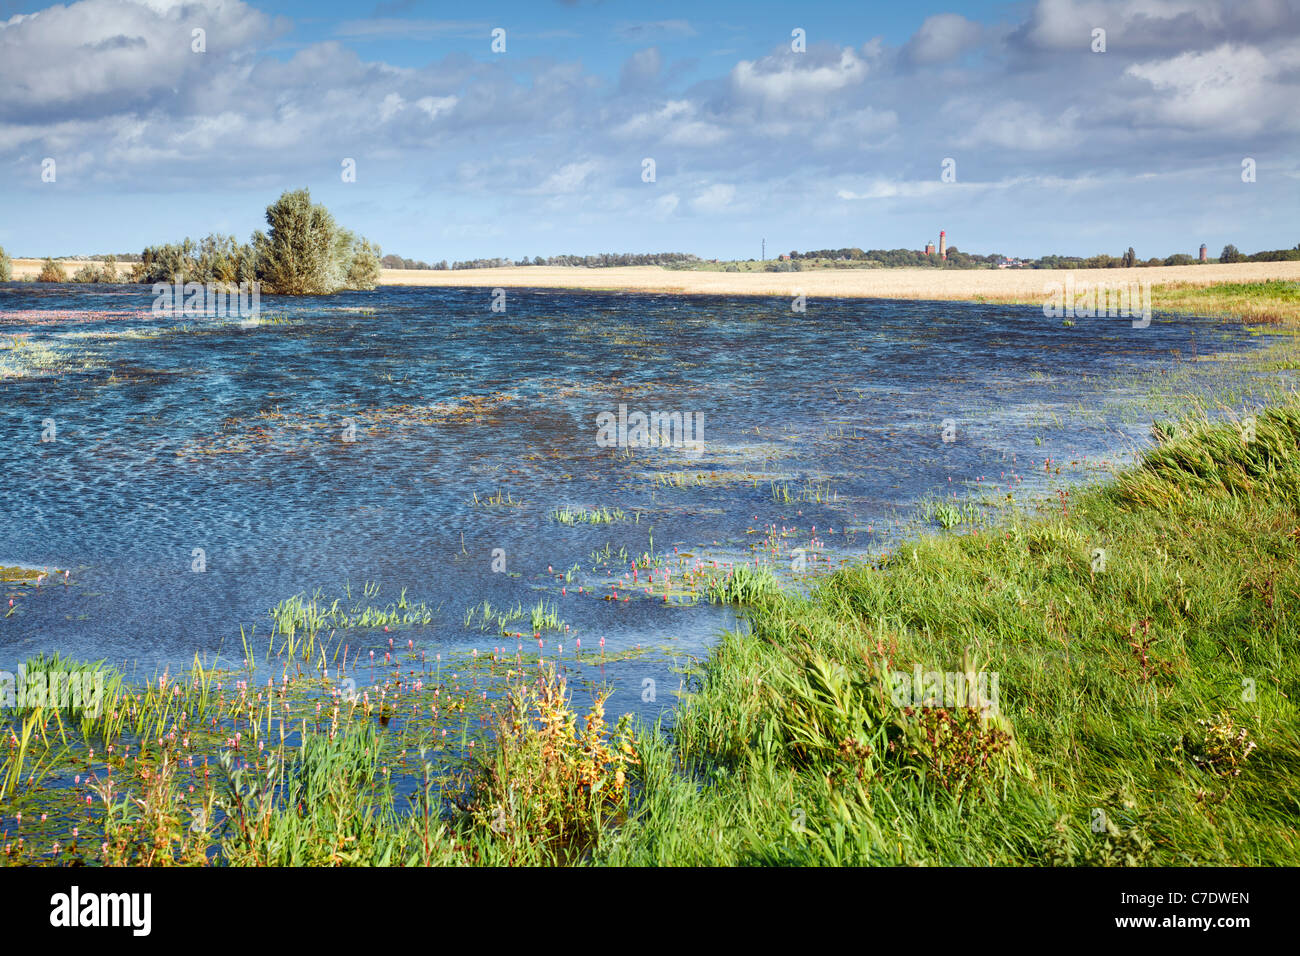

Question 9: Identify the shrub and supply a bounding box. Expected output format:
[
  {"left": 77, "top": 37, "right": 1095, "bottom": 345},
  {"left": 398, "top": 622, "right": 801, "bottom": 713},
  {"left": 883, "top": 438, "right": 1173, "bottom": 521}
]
[
  {"left": 36, "top": 257, "right": 67, "bottom": 283},
  {"left": 139, "top": 239, "right": 199, "bottom": 285},
  {"left": 0, "top": 245, "right": 11, "bottom": 281},
  {"left": 133, "top": 192, "right": 378, "bottom": 295},
  {"left": 252, "top": 188, "right": 380, "bottom": 294},
  {"left": 703, "top": 563, "right": 782, "bottom": 605},
  {"left": 345, "top": 237, "right": 383, "bottom": 290},
  {"left": 1186, "top": 712, "right": 1257, "bottom": 777},
  {"left": 465, "top": 669, "right": 638, "bottom": 863}
]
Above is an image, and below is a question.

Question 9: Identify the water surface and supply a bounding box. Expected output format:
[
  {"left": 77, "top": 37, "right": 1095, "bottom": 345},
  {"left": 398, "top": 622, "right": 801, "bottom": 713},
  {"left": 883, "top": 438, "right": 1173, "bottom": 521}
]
[{"left": 0, "top": 282, "right": 1265, "bottom": 720}]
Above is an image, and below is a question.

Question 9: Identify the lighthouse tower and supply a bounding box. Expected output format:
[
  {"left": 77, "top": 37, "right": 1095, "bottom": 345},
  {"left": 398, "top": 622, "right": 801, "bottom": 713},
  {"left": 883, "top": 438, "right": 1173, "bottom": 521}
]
[{"left": 939, "top": 230, "right": 947, "bottom": 260}]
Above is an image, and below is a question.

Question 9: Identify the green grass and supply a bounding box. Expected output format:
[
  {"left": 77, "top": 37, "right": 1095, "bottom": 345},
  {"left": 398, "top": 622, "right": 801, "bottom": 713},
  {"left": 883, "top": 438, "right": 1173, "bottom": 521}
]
[
  {"left": 769, "top": 479, "right": 836, "bottom": 504},
  {"left": 974, "top": 280, "right": 1300, "bottom": 326},
  {"left": 1150, "top": 280, "right": 1300, "bottom": 324},
  {"left": 604, "top": 397, "right": 1300, "bottom": 864},
  {"left": 702, "top": 563, "right": 782, "bottom": 605},
  {"left": 553, "top": 505, "right": 635, "bottom": 526}
]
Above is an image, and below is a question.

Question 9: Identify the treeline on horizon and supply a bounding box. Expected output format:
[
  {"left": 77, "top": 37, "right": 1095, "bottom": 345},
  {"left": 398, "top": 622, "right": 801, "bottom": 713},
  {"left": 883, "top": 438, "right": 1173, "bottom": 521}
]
[
  {"left": 0, "top": 189, "right": 382, "bottom": 294},
  {"left": 789, "top": 243, "right": 1300, "bottom": 269},
  {"left": 370, "top": 243, "right": 1300, "bottom": 272},
  {"left": 5, "top": 239, "right": 1299, "bottom": 285}
]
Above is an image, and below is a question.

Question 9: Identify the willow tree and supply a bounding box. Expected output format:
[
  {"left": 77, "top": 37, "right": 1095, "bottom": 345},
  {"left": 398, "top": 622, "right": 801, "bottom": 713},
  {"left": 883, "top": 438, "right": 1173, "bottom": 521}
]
[
  {"left": 252, "top": 188, "right": 381, "bottom": 294},
  {"left": 253, "top": 189, "right": 340, "bottom": 294}
]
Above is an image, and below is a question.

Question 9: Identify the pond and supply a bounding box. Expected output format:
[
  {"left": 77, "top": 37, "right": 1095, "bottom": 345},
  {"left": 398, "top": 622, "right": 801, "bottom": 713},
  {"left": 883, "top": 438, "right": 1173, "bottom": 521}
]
[{"left": 0, "top": 282, "right": 1266, "bottom": 728}]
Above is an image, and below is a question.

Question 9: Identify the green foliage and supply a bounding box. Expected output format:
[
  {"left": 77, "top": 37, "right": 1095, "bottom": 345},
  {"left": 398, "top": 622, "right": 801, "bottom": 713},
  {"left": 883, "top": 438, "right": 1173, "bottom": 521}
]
[
  {"left": 250, "top": 189, "right": 381, "bottom": 294},
  {"left": 8, "top": 391, "right": 1300, "bottom": 867},
  {"left": 345, "top": 236, "right": 383, "bottom": 290},
  {"left": 462, "top": 670, "right": 639, "bottom": 864},
  {"left": 216, "top": 723, "right": 411, "bottom": 866},
  {"left": 139, "top": 236, "right": 255, "bottom": 286},
  {"left": 251, "top": 189, "right": 340, "bottom": 294},
  {"left": 68, "top": 258, "right": 118, "bottom": 283},
  {"left": 134, "top": 190, "right": 379, "bottom": 295},
  {"left": 0, "top": 245, "right": 11, "bottom": 282},
  {"left": 702, "top": 563, "right": 782, "bottom": 604}
]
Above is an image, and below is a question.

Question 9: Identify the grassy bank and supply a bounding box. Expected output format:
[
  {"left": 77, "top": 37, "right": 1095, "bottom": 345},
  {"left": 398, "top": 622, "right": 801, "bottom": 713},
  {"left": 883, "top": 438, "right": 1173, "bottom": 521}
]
[
  {"left": 970, "top": 278, "right": 1300, "bottom": 326},
  {"left": 609, "top": 400, "right": 1300, "bottom": 865}
]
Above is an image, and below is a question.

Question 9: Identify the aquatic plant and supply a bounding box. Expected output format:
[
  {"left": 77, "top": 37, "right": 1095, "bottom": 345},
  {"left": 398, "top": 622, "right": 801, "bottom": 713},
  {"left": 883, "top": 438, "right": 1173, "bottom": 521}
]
[
  {"left": 702, "top": 563, "right": 781, "bottom": 605},
  {"left": 770, "top": 480, "right": 837, "bottom": 504},
  {"left": 462, "top": 669, "right": 638, "bottom": 864},
  {"left": 470, "top": 490, "right": 523, "bottom": 507},
  {"left": 552, "top": 505, "right": 633, "bottom": 525}
]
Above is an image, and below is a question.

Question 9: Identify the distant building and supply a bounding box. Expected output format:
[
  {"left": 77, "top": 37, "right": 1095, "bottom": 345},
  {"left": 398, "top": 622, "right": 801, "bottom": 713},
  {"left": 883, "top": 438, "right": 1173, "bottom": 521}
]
[
  {"left": 925, "top": 241, "right": 935, "bottom": 256},
  {"left": 939, "top": 230, "right": 947, "bottom": 260},
  {"left": 1199, "top": 243, "right": 1208, "bottom": 262}
]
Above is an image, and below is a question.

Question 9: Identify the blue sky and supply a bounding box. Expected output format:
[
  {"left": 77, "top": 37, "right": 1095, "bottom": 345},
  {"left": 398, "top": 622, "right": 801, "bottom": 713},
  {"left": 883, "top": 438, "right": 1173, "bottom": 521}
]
[{"left": 1, "top": 0, "right": 1298, "bottom": 260}]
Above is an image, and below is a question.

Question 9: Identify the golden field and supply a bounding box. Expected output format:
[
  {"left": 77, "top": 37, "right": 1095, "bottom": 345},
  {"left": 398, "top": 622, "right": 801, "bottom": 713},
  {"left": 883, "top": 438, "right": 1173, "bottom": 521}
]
[
  {"left": 9, "top": 258, "right": 123, "bottom": 280},
  {"left": 375, "top": 261, "right": 1300, "bottom": 300}
]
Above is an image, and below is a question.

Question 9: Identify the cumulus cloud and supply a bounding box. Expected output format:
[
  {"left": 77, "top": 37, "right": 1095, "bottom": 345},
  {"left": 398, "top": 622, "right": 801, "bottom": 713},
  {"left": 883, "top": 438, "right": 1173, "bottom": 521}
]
[
  {"left": 0, "top": 0, "right": 279, "bottom": 117},
  {"left": 1010, "top": 0, "right": 1300, "bottom": 53},
  {"left": 1124, "top": 41, "right": 1300, "bottom": 133},
  {"left": 611, "top": 100, "right": 729, "bottom": 146},
  {"left": 902, "top": 14, "right": 983, "bottom": 65},
  {"left": 537, "top": 159, "right": 600, "bottom": 194},
  {"left": 2, "top": 0, "right": 1298, "bottom": 254},
  {"left": 731, "top": 47, "right": 870, "bottom": 104},
  {"left": 956, "top": 101, "right": 1083, "bottom": 150},
  {"left": 689, "top": 183, "right": 735, "bottom": 213}
]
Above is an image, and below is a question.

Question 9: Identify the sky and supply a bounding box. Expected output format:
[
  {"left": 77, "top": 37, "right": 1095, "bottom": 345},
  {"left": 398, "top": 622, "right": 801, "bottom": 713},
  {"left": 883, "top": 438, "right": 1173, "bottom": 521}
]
[{"left": 1, "top": 0, "right": 1298, "bottom": 261}]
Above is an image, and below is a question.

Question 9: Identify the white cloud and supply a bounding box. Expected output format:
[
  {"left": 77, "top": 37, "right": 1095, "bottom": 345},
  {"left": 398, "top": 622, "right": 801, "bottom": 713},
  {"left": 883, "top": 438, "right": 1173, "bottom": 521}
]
[
  {"left": 731, "top": 47, "right": 869, "bottom": 103},
  {"left": 612, "top": 100, "right": 729, "bottom": 147},
  {"left": 653, "top": 192, "right": 680, "bottom": 217},
  {"left": 690, "top": 183, "right": 735, "bottom": 213},
  {"left": 0, "top": 0, "right": 277, "bottom": 113},
  {"left": 619, "top": 47, "right": 663, "bottom": 90},
  {"left": 538, "top": 160, "right": 600, "bottom": 194},
  {"left": 416, "top": 96, "right": 458, "bottom": 119},
  {"left": 955, "top": 102, "right": 1082, "bottom": 150},
  {"left": 903, "top": 14, "right": 983, "bottom": 64},
  {"left": 1124, "top": 42, "right": 1300, "bottom": 132}
]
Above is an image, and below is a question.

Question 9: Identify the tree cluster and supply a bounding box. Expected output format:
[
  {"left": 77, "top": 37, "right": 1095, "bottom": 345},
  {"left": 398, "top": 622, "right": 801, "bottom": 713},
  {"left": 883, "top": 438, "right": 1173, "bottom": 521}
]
[{"left": 134, "top": 189, "right": 381, "bottom": 294}]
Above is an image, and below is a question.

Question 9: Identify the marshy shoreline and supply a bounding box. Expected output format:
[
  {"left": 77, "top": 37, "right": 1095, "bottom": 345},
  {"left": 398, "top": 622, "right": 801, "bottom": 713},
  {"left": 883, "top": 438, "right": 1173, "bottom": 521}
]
[{"left": 1, "top": 279, "right": 1298, "bottom": 866}]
